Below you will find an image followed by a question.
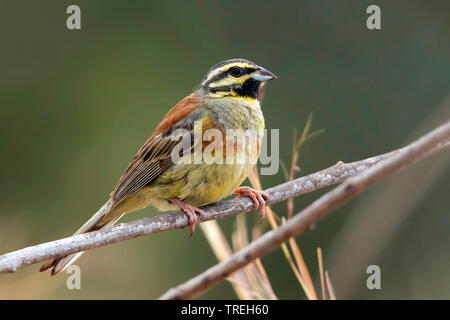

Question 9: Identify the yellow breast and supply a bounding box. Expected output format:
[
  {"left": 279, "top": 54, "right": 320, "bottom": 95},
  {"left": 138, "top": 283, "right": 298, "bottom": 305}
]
[{"left": 146, "top": 96, "right": 265, "bottom": 209}]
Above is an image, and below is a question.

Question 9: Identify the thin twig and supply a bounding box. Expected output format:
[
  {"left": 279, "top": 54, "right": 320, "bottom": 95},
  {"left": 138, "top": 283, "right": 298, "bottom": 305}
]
[
  {"left": 158, "top": 121, "right": 450, "bottom": 299},
  {"left": 289, "top": 237, "right": 317, "bottom": 299},
  {"left": 0, "top": 124, "right": 449, "bottom": 275},
  {"left": 325, "top": 271, "right": 336, "bottom": 300},
  {"left": 199, "top": 221, "right": 253, "bottom": 300},
  {"left": 317, "top": 247, "right": 326, "bottom": 300}
]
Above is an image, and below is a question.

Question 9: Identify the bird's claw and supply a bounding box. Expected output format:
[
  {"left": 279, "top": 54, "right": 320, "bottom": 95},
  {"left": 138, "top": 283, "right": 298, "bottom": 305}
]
[
  {"left": 233, "top": 186, "right": 270, "bottom": 223},
  {"left": 170, "top": 199, "right": 205, "bottom": 235}
]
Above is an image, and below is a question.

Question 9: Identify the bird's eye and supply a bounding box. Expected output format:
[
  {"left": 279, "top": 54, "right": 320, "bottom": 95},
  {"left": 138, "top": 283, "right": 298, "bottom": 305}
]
[{"left": 228, "top": 67, "right": 242, "bottom": 77}]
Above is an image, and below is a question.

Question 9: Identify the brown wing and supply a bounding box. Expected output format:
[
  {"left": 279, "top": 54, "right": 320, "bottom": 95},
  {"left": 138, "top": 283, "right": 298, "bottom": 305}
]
[{"left": 110, "top": 93, "right": 204, "bottom": 205}]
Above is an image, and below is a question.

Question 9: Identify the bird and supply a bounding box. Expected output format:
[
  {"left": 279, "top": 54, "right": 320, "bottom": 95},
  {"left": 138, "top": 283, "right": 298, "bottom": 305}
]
[{"left": 40, "top": 58, "right": 277, "bottom": 275}]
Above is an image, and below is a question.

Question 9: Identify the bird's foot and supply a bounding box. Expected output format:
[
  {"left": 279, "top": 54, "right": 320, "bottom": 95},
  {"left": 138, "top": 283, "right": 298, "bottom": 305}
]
[
  {"left": 233, "top": 186, "right": 270, "bottom": 223},
  {"left": 169, "top": 199, "right": 205, "bottom": 235}
]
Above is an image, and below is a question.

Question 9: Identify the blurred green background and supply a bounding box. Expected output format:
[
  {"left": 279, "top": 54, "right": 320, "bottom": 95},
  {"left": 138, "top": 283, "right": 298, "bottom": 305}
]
[{"left": 1, "top": 0, "right": 449, "bottom": 299}]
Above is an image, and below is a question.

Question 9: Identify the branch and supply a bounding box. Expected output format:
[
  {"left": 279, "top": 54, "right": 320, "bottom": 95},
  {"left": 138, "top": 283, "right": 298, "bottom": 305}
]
[
  {"left": 0, "top": 122, "right": 449, "bottom": 275},
  {"left": 158, "top": 120, "right": 450, "bottom": 299}
]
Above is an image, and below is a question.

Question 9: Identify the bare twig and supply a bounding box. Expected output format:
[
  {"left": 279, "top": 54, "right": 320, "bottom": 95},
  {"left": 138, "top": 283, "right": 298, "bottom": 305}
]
[
  {"left": 328, "top": 100, "right": 450, "bottom": 298},
  {"left": 158, "top": 121, "right": 450, "bottom": 299},
  {"left": 199, "top": 221, "right": 253, "bottom": 300},
  {"left": 250, "top": 166, "right": 315, "bottom": 299},
  {"left": 317, "top": 247, "right": 326, "bottom": 300},
  {"left": 0, "top": 123, "right": 449, "bottom": 275},
  {"left": 289, "top": 237, "right": 316, "bottom": 299},
  {"left": 325, "top": 271, "right": 336, "bottom": 300}
]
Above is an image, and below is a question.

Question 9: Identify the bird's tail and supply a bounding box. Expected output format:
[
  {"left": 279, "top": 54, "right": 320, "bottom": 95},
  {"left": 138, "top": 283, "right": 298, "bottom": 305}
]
[{"left": 39, "top": 199, "right": 123, "bottom": 275}]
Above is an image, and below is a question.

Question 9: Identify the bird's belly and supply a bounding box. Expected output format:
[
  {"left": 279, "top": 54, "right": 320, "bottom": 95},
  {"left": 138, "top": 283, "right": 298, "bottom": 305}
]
[{"left": 147, "top": 162, "right": 255, "bottom": 210}]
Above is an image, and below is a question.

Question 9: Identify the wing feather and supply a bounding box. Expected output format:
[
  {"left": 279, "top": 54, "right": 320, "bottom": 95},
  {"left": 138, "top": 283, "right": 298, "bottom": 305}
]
[{"left": 109, "top": 94, "right": 204, "bottom": 205}]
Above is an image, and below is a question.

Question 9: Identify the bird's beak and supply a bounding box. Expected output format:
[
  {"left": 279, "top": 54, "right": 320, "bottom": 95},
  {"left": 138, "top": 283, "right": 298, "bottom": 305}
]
[{"left": 251, "top": 66, "right": 278, "bottom": 81}]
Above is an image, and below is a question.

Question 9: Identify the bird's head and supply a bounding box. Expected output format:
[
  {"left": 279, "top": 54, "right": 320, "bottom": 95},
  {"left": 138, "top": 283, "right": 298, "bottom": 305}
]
[{"left": 197, "top": 58, "right": 277, "bottom": 101}]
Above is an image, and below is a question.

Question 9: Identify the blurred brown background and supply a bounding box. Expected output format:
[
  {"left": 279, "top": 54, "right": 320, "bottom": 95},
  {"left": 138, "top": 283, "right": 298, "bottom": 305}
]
[{"left": 0, "top": 0, "right": 449, "bottom": 299}]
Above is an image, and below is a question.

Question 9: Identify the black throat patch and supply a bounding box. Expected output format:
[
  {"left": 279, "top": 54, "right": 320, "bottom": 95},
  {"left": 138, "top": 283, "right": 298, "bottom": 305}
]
[{"left": 233, "top": 78, "right": 260, "bottom": 99}]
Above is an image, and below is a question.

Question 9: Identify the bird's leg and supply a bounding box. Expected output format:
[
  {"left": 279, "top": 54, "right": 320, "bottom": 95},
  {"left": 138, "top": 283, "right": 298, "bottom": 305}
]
[
  {"left": 169, "top": 198, "right": 205, "bottom": 235},
  {"left": 233, "top": 186, "right": 270, "bottom": 223}
]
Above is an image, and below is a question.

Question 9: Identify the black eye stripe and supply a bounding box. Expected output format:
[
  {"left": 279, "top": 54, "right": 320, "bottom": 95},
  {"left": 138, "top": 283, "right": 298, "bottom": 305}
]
[
  {"left": 227, "top": 67, "right": 256, "bottom": 77},
  {"left": 209, "top": 85, "right": 232, "bottom": 93}
]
